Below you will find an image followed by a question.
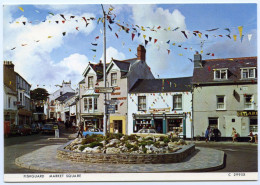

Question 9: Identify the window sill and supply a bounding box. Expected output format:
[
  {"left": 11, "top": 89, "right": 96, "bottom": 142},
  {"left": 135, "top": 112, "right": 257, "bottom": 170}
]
[{"left": 216, "top": 109, "right": 226, "bottom": 111}]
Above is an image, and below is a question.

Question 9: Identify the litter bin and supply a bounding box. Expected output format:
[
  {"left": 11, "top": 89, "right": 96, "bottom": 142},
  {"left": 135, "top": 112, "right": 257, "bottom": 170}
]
[{"left": 55, "top": 129, "right": 59, "bottom": 138}]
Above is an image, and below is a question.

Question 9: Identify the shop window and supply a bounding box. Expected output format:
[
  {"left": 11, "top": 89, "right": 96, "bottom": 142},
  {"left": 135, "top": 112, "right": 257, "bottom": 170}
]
[
  {"left": 138, "top": 96, "right": 146, "bottom": 111},
  {"left": 88, "top": 76, "right": 94, "bottom": 88},
  {"left": 112, "top": 98, "right": 118, "bottom": 111},
  {"left": 232, "top": 118, "right": 235, "bottom": 122},
  {"left": 167, "top": 119, "right": 183, "bottom": 133},
  {"left": 214, "top": 69, "right": 228, "bottom": 80},
  {"left": 111, "top": 73, "right": 117, "bottom": 86},
  {"left": 241, "top": 68, "right": 256, "bottom": 79},
  {"left": 216, "top": 95, "right": 225, "bottom": 110},
  {"left": 244, "top": 95, "right": 253, "bottom": 109},
  {"left": 250, "top": 119, "right": 258, "bottom": 133},
  {"left": 208, "top": 118, "right": 218, "bottom": 129},
  {"left": 173, "top": 95, "right": 182, "bottom": 110}
]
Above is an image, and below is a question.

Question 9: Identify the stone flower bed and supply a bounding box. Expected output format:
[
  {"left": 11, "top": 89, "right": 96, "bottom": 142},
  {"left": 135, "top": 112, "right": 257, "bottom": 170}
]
[{"left": 65, "top": 133, "right": 187, "bottom": 154}]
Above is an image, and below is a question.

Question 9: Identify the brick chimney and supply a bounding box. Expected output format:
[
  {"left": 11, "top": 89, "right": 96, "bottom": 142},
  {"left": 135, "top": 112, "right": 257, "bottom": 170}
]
[
  {"left": 194, "top": 52, "right": 202, "bottom": 68},
  {"left": 4, "top": 61, "right": 14, "bottom": 70},
  {"left": 137, "top": 45, "right": 146, "bottom": 61}
]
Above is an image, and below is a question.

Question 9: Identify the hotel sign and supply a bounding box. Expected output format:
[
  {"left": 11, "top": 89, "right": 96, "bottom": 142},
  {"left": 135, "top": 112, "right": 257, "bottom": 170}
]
[{"left": 237, "top": 111, "right": 257, "bottom": 117}]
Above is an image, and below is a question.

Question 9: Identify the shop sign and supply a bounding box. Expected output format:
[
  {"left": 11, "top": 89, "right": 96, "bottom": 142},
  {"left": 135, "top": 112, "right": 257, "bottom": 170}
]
[
  {"left": 237, "top": 111, "right": 257, "bottom": 117},
  {"left": 94, "top": 87, "right": 114, "bottom": 93},
  {"left": 106, "top": 100, "right": 119, "bottom": 105},
  {"left": 149, "top": 107, "right": 171, "bottom": 113},
  {"left": 106, "top": 105, "right": 115, "bottom": 114}
]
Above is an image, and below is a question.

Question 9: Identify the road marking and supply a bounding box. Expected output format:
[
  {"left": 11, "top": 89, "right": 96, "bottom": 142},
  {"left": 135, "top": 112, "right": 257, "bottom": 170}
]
[{"left": 218, "top": 148, "right": 237, "bottom": 152}]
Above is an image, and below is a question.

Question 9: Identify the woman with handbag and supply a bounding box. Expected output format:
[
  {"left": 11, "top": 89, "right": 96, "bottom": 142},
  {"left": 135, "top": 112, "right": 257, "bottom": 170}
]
[{"left": 232, "top": 127, "right": 238, "bottom": 143}]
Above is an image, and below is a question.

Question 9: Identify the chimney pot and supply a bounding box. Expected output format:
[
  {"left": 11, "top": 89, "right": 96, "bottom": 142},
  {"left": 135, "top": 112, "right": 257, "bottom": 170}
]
[{"left": 194, "top": 53, "right": 202, "bottom": 68}]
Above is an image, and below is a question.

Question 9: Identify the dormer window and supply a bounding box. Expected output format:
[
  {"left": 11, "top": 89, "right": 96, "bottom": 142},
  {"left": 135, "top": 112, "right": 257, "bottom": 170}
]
[
  {"left": 241, "top": 68, "right": 256, "bottom": 79},
  {"left": 111, "top": 73, "right": 117, "bottom": 86},
  {"left": 88, "top": 76, "right": 94, "bottom": 88},
  {"left": 214, "top": 69, "right": 228, "bottom": 80}
]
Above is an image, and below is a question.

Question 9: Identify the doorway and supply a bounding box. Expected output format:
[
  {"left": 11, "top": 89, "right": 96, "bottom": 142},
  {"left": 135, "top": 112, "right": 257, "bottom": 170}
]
[
  {"left": 154, "top": 119, "right": 163, "bottom": 133},
  {"left": 114, "top": 120, "right": 123, "bottom": 133}
]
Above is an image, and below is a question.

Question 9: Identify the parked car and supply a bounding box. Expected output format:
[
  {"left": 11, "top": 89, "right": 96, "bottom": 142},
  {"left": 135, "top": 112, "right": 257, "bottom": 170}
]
[
  {"left": 9, "top": 124, "right": 19, "bottom": 135},
  {"left": 83, "top": 128, "right": 103, "bottom": 137},
  {"left": 41, "top": 124, "right": 55, "bottom": 134},
  {"left": 132, "top": 128, "right": 166, "bottom": 137},
  {"left": 31, "top": 123, "right": 40, "bottom": 133},
  {"left": 17, "top": 124, "right": 32, "bottom": 136}
]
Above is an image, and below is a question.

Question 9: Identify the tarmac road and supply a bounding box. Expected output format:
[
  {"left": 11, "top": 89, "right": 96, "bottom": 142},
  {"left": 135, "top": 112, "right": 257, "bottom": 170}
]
[{"left": 4, "top": 133, "right": 258, "bottom": 173}]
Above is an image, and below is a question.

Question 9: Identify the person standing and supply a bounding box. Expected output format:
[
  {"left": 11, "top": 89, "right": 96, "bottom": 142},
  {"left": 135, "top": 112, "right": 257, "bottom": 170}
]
[
  {"left": 76, "top": 123, "right": 83, "bottom": 138},
  {"left": 213, "top": 126, "right": 221, "bottom": 142},
  {"left": 232, "top": 127, "right": 238, "bottom": 142},
  {"left": 205, "top": 126, "right": 210, "bottom": 142}
]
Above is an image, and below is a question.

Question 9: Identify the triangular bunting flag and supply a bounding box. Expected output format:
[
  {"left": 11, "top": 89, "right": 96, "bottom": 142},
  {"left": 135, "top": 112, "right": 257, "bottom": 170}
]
[
  {"left": 154, "top": 39, "right": 157, "bottom": 43},
  {"left": 181, "top": 31, "right": 188, "bottom": 39},
  {"left": 248, "top": 34, "right": 252, "bottom": 42},
  {"left": 62, "top": 32, "right": 66, "bottom": 36},
  {"left": 238, "top": 26, "right": 243, "bottom": 39},
  {"left": 145, "top": 40, "right": 148, "bottom": 47},
  {"left": 132, "top": 33, "right": 135, "bottom": 41},
  {"left": 233, "top": 35, "right": 237, "bottom": 41}
]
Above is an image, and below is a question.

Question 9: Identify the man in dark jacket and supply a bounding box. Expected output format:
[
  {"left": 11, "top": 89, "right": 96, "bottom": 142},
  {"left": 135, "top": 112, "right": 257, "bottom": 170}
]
[
  {"left": 213, "top": 126, "right": 221, "bottom": 142},
  {"left": 76, "top": 123, "right": 83, "bottom": 138}
]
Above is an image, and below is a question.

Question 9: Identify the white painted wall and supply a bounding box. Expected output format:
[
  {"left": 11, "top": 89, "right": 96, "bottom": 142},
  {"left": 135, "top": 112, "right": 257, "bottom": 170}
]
[{"left": 128, "top": 91, "right": 193, "bottom": 137}]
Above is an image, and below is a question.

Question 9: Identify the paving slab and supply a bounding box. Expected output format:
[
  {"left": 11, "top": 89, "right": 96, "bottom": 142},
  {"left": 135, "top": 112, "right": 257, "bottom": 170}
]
[{"left": 15, "top": 145, "right": 225, "bottom": 173}]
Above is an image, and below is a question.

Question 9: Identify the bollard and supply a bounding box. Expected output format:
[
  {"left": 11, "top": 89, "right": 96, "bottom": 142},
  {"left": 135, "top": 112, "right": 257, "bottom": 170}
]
[{"left": 55, "top": 129, "right": 59, "bottom": 138}]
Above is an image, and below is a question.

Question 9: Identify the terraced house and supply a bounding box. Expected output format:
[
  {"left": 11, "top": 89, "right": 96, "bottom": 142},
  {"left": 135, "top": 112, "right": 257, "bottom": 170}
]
[
  {"left": 80, "top": 45, "right": 154, "bottom": 134},
  {"left": 192, "top": 53, "right": 257, "bottom": 139}
]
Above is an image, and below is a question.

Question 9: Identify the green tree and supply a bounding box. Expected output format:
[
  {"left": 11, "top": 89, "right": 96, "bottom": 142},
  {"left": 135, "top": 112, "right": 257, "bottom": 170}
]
[{"left": 30, "top": 88, "right": 49, "bottom": 101}]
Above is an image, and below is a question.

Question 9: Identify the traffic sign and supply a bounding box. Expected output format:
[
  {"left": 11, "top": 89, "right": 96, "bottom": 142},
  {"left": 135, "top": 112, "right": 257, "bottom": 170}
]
[
  {"left": 106, "top": 105, "right": 115, "bottom": 114},
  {"left": 95, "top": 87, "right": 114, "bottom": 93},
  {"left": 105, "top": 100, "right": 119, "bottom": 105}
]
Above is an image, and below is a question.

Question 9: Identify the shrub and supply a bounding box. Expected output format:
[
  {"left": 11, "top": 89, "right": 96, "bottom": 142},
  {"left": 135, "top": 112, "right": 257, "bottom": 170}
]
[
  {"left": 79, "top": 145, "right": 87, "bottom": 151},
  {"left": 171, "top": 137, "right": 179, "bottom": 142},
  {"left": 159, "top": 136, "right": 166, "bottom": 141},
  {"left": 87, "top": 142, "right": 103, "bottom": 148},
  {"left": 132, "top": 145, "right": 139, "bottom": 151},
  {"left": 163, "top": 137, "right": 170, "bottom": 143},
  {"left": 154, "top": 141, "right": 160, "bottom": 148},
  {"left": 144, "top": 137, "right": 153, "bottom": 141},
  {"left": 138, "top": 140, "right": 154, "bottom": 148},
  {"left": 81, "top": 134, "right": 104, "bottom": 144},
  {"left": 142, "top": 147, "right": 147, "bottom": 153},
  {"left": 125, "top": 143, "right": 134, "bottom": 150}
]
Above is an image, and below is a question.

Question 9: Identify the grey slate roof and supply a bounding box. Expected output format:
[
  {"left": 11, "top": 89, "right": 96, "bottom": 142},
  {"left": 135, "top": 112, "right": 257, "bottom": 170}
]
[
  {"left": 192, "top": 57, "right": 257, "bottom": 85},
  {"left": 129, "top": 77, "right": 192, "bottom": 93},
  {"left": 55, "top": 92, "right": 75, "bottom": 102},
  {"left": 112, "top": 58, "right": 137, "bottom": 77}
]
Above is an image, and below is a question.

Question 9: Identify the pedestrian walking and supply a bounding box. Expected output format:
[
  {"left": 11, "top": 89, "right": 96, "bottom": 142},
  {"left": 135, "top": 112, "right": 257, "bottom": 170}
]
[
  {"left": 205, "top": 126, "right": 211, "bottom": 142},
  {"left": 213, "top": 126, "right": 221, "bottom": 142},
  {"left": 248, "top": 131, "right": 254, "bottom": 143},
  {"left": 76, "top": 123, "right": 83, "bottom": 138},
  {"left": 232, "top": 127, "right": 238, "bottom": 142}
]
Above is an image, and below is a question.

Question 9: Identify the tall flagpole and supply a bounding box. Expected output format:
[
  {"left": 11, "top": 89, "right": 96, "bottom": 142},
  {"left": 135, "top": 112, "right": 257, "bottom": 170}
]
[{"left": 101, "top": 4, "right": 107, "bottom": 135}]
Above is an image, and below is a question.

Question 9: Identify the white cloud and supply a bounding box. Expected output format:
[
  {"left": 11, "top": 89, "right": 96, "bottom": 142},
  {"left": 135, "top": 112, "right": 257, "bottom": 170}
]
[
  {"left": 3, "top": 6, "right": 96, "bottom": 93},
  {"left": 100, "top": 46, "right": 126, "bottom": 63},
  {"left": 131, "top": 5, "right": 191, "bottom": 78}
]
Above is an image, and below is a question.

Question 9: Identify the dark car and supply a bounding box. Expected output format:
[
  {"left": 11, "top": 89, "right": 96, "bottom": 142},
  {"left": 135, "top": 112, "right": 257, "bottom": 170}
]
[
  {"left": 42, "top": 124, "right": 55, "bottom": 134},
  {"left": 17, "top": 124, "right": 32, "bottom": 136},
  {"left": 31, "top": 123, "right": 40, "bottom": 133}
]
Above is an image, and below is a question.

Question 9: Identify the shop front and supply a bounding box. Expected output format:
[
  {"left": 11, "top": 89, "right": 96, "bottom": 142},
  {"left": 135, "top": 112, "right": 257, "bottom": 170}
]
[
  {"left": 4, "top": 110, "right": 17, "bottom": 125},
  {"left": 81, "top": 113, "right": 103, "bottom": 131},
  {"left": 133, "top": 113, "right": 186, "bottom": 136},
  {"left": 237, "top": 110, "right": 258, "bottom": 135}
]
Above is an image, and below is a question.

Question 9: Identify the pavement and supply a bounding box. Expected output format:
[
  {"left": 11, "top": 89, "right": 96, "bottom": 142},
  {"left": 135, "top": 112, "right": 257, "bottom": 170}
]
[{"left": 15, "top": 143, "right": 225, "bottom": 173}]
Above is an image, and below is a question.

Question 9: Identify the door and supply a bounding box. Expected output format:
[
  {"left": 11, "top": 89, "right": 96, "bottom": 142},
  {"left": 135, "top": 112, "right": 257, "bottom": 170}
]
[
  {"left": 114, "top": 120, "right": 123, "bottom": 133},
  {"left": 154, "top": 119, "right": 163, "bottom": 133}
]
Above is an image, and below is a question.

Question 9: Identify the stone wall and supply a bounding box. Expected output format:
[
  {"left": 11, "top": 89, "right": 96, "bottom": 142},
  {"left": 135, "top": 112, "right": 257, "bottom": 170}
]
[{"left": 57, "top": 141, "right": 195, "bottom": 164}]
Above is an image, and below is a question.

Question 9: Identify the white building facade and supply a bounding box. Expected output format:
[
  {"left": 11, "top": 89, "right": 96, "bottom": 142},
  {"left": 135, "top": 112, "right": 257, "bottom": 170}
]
[{"left": 128, "top": 77, "right": 193, "bottom": 138}]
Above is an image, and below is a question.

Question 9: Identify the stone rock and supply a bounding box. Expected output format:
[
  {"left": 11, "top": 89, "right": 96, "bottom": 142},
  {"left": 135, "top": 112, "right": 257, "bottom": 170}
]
[
  {"left": 159, "top": 141, "right": 165, "bottom": 146},
  {"left": 138, "top": 137, "right": 143, "bottom": 142},
  {"left": 120, "top": 136, "right": 125, "bottom": 141},
  {"left": 145, "top": 144, "right": 153, "bottom": 150},
  {"left": 168, "top": 142, "right": 177, "bottom": 148},
  {"left": 108, "top": 139, "right": 120, "bottom": 146},
  {"left": 100, "top": 140, "right": 106, "bottom": 145},
  {"left": 177, "top": 139, "right": 186, "bottom": 145},
  {"left": 106, "top": 147, "right": 121, "bottom": 154},
  {"left": 155, "top": 137, "right": 160, "bottom": 142},
  {"left": 147, "top": 149, "right": 153, "bottom": 154}
]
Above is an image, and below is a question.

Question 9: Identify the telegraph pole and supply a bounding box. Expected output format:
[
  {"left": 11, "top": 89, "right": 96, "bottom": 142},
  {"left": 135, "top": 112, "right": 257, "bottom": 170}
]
[{"left": 101, "top": 4, "right": 107, "bottom": 135}]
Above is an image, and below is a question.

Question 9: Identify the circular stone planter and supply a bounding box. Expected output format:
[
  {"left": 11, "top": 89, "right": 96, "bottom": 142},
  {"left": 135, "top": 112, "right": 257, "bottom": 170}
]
[{"left": 57, "top": 140, "right": 196, "bottom": 164}]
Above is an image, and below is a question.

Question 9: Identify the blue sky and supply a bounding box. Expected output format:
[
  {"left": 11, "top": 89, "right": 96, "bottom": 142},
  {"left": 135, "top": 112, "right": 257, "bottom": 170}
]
[{"left": 2, "top": 3, "right": 257, "bottom": 93}]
